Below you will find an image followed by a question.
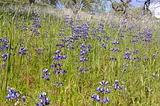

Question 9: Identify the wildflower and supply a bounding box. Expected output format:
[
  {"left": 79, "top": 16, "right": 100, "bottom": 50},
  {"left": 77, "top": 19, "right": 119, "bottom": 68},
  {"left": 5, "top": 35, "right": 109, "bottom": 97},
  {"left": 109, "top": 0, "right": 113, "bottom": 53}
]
[
  {"left": 23, "top": 25, "right": 28, "bottom": 30},
  {"left": 33, "top": 23, "right": 41, "bottom": 28},
  {"left": 133, "top": 50, "right": 138, "bottom": 54},
  {"left": 152, "top": 54, "right": 156, "bottom": 59},
  {"left": 78, "top": 68, "right": 88, "bottom": 72},
  {"left": 36, "top": 92, "right": 50, "bottom": 106},
  {"left": 110, "top": 47, "right": 120, "bottom": 52},
  {"left": 102, "top": 97, "right": 110, "bottom": 103},
  {"left": 101, "top": 42, "right": 106, "bottom": 49},
  {"left": 110, "top": 57, "right": 117, "bottom": 61},
  {"left": 53, "top": 82, "right": 64, "bottom": 88},
  {"left": 91, "top": 80, "right": 110, "bottom": 103},
  {"left": 6, "top": 87, "right": 20, "bottom": 99},
  {"left": 112, "top": 80, "right": 122, "bottom": 90},
  {"left": 18, "top": 48, "right": 27, "bottom": 55},
  {"left": 36, "top": 48, "right": 43, "bottom": 55},
  {"left": 52, "top": 49, "right": 67, "bottom": 75},
  {"left": 124, "top": 51, "right": 132, "bottom": 60},
  {"left": 106, "top": 88, "right": 110, "bottom": 93},
  {"left": 79, "top": 57, "right": 88, "bottom": 62},
  {"left": 99, "top": 80, "right": 109, "bottom": 86},
  {"left": 112, "top": 41, "right": 119, "bottom": 45},
  {"left": 2, "top": 52, "right": 8, "bottom": 61},
  {"left": 22, "top": 96, "right": 26, "bottom": 102},
  {"left": 132, "top": 40, "right": 138, "bottom": 43},
  {"left": 42, "top": 69, "right": 51, "bottom": 81},
  {"left": 153, "top": 73, "right": 156, "bottom": 78},
  {"left": 144, "top": 58, "right": 149, "bottom": 61},
  {"left": 105, "top": 36, "right": 110, "bottom": 40}
]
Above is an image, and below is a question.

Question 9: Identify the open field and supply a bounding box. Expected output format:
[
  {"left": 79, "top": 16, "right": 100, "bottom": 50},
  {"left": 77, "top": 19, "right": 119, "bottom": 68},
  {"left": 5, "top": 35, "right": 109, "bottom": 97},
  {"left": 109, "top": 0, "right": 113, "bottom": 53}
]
[{"left": 0, "top": 2, "right": 160, "bottom": 106}]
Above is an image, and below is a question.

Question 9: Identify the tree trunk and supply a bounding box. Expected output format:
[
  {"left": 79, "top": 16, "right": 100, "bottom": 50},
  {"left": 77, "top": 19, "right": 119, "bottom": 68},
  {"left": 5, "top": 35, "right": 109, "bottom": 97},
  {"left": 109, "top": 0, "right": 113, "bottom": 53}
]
[{"left": 29, "top": 0, "right": 35, "bottom": 5}]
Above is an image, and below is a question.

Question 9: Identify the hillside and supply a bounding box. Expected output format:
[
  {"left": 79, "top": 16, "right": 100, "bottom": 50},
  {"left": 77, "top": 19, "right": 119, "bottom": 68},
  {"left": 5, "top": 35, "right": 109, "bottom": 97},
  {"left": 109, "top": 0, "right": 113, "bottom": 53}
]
[{"left": 0, "top": 1, "right": 160, "bottom": 106}]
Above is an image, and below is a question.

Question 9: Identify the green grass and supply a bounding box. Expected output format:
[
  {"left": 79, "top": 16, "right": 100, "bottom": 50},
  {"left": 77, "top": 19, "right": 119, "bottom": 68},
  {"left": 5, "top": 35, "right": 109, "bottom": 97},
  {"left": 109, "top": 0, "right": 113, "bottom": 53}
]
[{"left": 0, "top": 3, "right": 160, "bottom": 106}]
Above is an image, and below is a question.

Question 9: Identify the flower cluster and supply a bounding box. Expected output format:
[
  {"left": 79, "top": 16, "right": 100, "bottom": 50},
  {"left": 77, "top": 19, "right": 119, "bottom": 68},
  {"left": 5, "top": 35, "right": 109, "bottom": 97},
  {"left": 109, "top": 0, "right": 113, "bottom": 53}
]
[
  {"left": 52, "top": 50, "right": 67, "bottom": 74},
  {"left": 152, "top": 54, "right": 156, "bottom": 59},
  {"left": 0, "top": 37, "right": 9, "bottom": 50},
  {"left": 42, "top": 69, "right": 51, "bottom": 81},
  {"left": 18, "top": 48, "right": 27, "bottom": 55},
  {"left": 97, "top": 23, "right": 104, "bottom": 32},
  {"left": 96, "top": 81, "right": 110, "bottom": 93},
  {"left": 112, "top": 80, "right": 122, "bottom": 90},
  {"left": 5, "top": 87, "right": 26, "bottom": 105},
  {"left": 22, "top": 96, "right": 26, "bottom": 102},
  {"left": 112, "top": 41, "right": 119, "bottom": 45},
  {"left": 78, "top": 68, "right": 88, "bottom": 72},
  {"left": 110, "top": 47, "right": 120, "bottom": 52},
  {"left": 80, "top": 23, "right": 89, "bottom": 39},
  {"left": 53, "top": 50, "right": 67, "bottom": 61},
  {"left": 2, "top": 52, "right": 11, "bottom": 62},
  {"left": 152, "top": 73, "right": 160, "bottom": 80},
  {"left": 56, "top": 44, "right": 65, "bottom": 48},
  {"left": 1, "top": 37, "right": 13, "bottom": 67},
  {"left": 143, "top": 29, "right": 152, "bottom": 42},
  {"left": 6, "top": 87, "right": 20, "bottom": 99},
  {"left": 31, "top": 13, "right": 41, "bottom": 36},
  {"left": 91, "top": 80, "right": 124, "bottom": 103},
  {"left": 100, "top": 42, "right": 107, "bottom": 49},
  {"left": 110, "top": 57, "right": 117, "bottom": 61},
  {"left": 91, "top": 94, "right": 110, "bottom": 103},
  {"left": 52, "top": 63, "right": 67, "bottom": 75},
  {"left": 78, "top": 43, "right": 92, "bottom": 72},
  {"left": 53, "top": 82, "right": 64, "bottom": 88},
  {"left": 65, "top": 36, "right": 76, "bottom": 50},
  {"left": 79, "top": 44, "right": 91, "bottom": 62},
  {"left": 123, "top": 51, "right": 132, "bottom": 60},
  {"left": 36, "top": 92, "right": 50, "bottom": 106},
  {"left": 64, "top": 15, "right": 73, "bottom": 27},
  {"left": 36, "top": 48, "right": 43, "bottom": 55},
  {"left": 91, "top": 80, "right": 110, "bottom": 103},
  {"left": 23, "top": 25, "right": 28, "bottom": 31}
]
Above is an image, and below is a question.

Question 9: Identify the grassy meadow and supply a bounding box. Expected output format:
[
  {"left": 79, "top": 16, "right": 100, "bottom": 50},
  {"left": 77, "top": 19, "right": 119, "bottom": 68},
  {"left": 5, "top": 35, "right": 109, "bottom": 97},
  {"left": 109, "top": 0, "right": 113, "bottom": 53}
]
[{"left": 0, "top": 2, "right": 160, "bottom": 106}]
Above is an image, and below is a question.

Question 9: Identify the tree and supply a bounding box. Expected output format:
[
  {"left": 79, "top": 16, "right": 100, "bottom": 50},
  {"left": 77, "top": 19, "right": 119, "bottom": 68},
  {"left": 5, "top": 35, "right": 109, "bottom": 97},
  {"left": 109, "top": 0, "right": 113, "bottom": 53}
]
[
  {"left": 29, "top": 0, "right": 57, "bottom": 5},
  {"left": 29, "top": 0, "right": 35, "bottom": 5},
  {"left": 64, "top": 0, "right": 110, "bottom": 13},
  {"left": 50, "top": 0, "right": 57, "bottom": 5},
  {"left": 136, "top": 0, "right": 152, "bottom": 15},
  {"left": 65, "top": 0, "right": 93, "bottom": 10},
  {"left": 28, "top": 0, "right": 109, "bottom": 13},
  {"left": 107, "top": 0, "right": 132, "bottom": 14},
  {"left": 63, "top": 0, "right": 95, "bottom": 15}
]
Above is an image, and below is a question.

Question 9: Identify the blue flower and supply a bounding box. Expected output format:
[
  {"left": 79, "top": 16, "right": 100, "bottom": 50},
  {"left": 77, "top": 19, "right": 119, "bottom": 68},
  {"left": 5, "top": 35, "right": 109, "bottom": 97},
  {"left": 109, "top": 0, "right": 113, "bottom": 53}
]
[
  {"left": 95, "top": 95, "right": 100, "bottom": 102},
  {"left": 100, "top": 88, "right": 105, "bottom": 93},
  {"left": 102, "top": 97, "right": 110, "bottom": 103},
  {"left": 42, "top": 69, "right": 51, "bottom": 81},
  {"left": 112, "top": 41, "right": 119, "bottom": 45},
  {"left": 18, "top": 48, "right": 27, "bottom": 55},
  {"left": 106, "top": 88, "right": 110, "bottom": 93},
  {"left": 91, "top": 80, "right": 111, "bottom": 103},
  {"left": 23, "top": 25, "right": 28, "bottom": 30},
  {"left": 22, "top": 96, "right": 26, "bottom": 102},
  {"left": 53, "top": 82, "right": 64, "bottom": 88},
  {"left": 36, "top": 92, "right": 50, "bottom": 106},
  {"left": 6, "top": 87, "right": 20, "bottom": 99},
  {"left": 112, "top": 80, "right": 123, "bottom": 90},
  {"left": 78, "top": 68, "right": 88, "bottom": 72}
]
